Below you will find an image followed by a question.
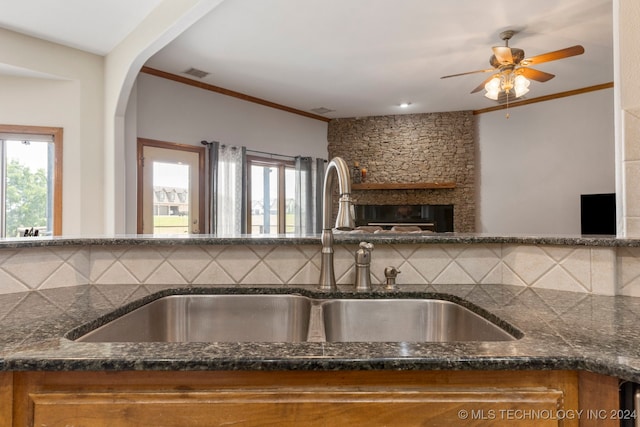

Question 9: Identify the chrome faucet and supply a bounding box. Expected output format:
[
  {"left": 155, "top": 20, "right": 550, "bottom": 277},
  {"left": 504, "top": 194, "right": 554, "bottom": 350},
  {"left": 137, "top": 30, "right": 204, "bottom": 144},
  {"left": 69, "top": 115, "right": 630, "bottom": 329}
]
[{"left": 318, "top": 157, "right": 355, "bottom": 291}]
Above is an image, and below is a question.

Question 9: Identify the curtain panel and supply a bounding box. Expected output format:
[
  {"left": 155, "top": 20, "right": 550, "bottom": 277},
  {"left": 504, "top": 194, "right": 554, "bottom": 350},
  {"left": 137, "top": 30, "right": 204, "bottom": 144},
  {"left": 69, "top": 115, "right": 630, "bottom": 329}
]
[
  {"left": 207, "top": 143, "right": 247, "bottom": 235},
  {"left": 294, "top": 156, "right": 312, "bottom": 234},
  {"left": 206, "top": 141, "right": 325, "bottom": 235}
]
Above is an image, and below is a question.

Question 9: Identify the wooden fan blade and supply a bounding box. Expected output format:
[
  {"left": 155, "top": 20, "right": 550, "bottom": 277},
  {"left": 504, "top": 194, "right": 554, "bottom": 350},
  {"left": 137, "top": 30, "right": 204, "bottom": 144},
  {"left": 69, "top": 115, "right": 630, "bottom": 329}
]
[
  {"left": 521, "top": 45, "right": 584, "bottom": 66},
  {"left": 492, "top": 46, "right": 513, "bottom": 64},
  {"left": 471, "top": 74, "right": 498, "bottom": 93},
  {"left": 517, "top": 67, "right": 555, "bottom": 82},
  {"left": 440, "top": 68, "right": 494, "bottom": 79}
]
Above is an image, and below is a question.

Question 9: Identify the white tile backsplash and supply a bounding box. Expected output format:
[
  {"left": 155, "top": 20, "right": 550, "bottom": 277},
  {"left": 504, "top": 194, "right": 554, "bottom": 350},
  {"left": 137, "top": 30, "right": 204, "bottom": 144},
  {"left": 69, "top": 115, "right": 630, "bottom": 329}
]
[
  {"left": 618, "top": 246, "right": 640, "bottom": 296},
  {"left": 0, "top": 242, "right": 626, "bottom": 296}
]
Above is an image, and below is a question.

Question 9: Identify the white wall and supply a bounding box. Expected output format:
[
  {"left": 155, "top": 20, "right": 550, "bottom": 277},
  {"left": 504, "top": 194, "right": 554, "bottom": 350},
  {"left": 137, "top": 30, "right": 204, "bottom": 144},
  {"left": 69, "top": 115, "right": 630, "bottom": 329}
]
[
  {"left": 134, "top": 72, "right": 613, "bottom": 236},
  {"left": 0, "top": 29, "right": 104, "bottom": 235},
  {"left": 135, "top": 73, "right": 328, "bottom": 157},
  {"left": 477, "top": 88, "right": 615, "bottom": 234},
  {"left": 104, "top": 0, "right": 224, "bottom": 234},
  {"left": 126, "top": 72, "right": 329, "bottom": 232}
]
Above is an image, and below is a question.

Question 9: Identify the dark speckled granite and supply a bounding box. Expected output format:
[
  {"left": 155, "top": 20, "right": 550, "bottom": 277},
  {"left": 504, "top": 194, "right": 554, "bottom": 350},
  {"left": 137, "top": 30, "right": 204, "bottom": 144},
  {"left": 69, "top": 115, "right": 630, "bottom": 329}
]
[
  {"left": 2, "top": 284, "right": 640, "bottom": 382},
  {"left": 1, "top": 233, "right": 639, "bottom": 248}
]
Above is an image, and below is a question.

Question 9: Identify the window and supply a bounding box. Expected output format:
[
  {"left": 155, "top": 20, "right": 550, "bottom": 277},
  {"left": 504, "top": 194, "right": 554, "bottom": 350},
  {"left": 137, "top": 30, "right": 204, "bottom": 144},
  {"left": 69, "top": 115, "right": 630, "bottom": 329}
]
[
  {"left": 247, "top": 156, "right": 296, "bottom": 234},
  {"left": 0, "top": 125, "right": 62, "bottom": 237}
]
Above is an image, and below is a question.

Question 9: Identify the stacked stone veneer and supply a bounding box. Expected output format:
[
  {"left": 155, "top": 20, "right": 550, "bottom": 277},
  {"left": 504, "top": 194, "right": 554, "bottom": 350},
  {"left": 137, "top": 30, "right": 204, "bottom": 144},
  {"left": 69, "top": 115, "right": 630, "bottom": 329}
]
[{"left": 328, "top": 112, "right": 475, "bottom": 232}]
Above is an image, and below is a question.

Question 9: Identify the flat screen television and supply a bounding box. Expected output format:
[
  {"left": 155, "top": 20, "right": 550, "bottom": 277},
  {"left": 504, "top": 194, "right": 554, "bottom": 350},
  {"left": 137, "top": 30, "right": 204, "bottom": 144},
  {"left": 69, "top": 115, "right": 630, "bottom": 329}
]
[{"left": 580, "top": 193, "right": 616, "bottom": 235}]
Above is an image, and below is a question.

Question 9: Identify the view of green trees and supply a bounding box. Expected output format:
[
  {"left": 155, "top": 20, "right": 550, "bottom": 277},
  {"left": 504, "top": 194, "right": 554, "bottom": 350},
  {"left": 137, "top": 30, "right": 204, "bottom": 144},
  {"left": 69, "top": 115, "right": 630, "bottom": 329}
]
[{"left": 5, "top": 160, "right": 47, "bottom": 236}]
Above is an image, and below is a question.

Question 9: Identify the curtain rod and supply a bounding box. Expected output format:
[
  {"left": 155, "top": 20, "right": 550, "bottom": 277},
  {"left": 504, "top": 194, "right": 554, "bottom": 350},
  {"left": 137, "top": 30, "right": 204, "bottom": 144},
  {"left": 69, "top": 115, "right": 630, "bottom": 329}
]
[
  {"left": 246, "top": 149, "right": 298, "bottom": 160},
  {"left": 201, "top": 143, "right": 304, "bottom": 161}
]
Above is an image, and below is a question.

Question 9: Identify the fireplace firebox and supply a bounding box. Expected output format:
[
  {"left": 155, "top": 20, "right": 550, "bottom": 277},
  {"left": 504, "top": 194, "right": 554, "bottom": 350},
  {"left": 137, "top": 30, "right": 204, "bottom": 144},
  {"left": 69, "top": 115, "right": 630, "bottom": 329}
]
[{"left": 354, "top": 204, "right": 454, "bottom": 232}]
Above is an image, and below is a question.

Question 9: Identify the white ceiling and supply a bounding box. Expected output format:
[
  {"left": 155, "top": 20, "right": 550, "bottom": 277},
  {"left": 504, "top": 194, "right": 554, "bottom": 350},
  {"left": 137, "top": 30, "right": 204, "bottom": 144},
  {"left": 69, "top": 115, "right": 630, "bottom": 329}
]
[
  {"left": 0, "top": 0, "right": 163, "bottom": 55},
  {"left": 0, "top": 0, "right": 613, "bottom": 117}
]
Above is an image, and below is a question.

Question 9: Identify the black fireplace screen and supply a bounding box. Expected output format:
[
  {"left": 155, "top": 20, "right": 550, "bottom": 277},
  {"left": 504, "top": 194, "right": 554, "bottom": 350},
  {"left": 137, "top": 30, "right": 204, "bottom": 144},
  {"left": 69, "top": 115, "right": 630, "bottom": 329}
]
[{"left": 354, "top": 204, "right": 454, "bottom": 232}]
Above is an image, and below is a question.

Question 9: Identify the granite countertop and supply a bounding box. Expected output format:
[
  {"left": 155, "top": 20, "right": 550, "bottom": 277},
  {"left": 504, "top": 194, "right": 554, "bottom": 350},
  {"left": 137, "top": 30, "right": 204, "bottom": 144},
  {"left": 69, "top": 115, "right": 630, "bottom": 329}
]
[
  {"left": 2, "top": 283, "right": 640, "bottom": 382},
  {"left": 0, "top": 232, "right": 637, "bottom": 249}
]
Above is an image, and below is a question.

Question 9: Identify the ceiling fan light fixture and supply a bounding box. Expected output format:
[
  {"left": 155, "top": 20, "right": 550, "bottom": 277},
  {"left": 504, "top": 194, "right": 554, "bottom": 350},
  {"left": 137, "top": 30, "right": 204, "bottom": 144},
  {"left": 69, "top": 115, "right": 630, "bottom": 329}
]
[
  {"left": 484, "top": 73, "right": 530, "bottom": 101},
  {"left": 484, "top": 77, "right": 501, "bottom": 100},
  {"left": 514, "top": 75, "right": 530, "bottom": 98},
  {"left": 442, "top": 30, "right": 584, "bottom": 104}
]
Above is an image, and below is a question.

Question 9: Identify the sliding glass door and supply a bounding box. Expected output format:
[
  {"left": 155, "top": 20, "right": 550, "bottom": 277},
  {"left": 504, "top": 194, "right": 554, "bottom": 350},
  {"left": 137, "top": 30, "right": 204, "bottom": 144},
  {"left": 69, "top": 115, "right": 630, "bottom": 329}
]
[{"left": 247, "top": 156, "right": 296, "bottom": 234}]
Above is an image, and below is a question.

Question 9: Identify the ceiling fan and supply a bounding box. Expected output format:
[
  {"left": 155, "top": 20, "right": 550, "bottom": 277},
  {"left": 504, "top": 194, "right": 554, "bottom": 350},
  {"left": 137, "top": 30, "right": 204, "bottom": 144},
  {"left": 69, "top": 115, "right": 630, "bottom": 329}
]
[{"left": 441, "top": 30, "right": 585, "bottom": 103}]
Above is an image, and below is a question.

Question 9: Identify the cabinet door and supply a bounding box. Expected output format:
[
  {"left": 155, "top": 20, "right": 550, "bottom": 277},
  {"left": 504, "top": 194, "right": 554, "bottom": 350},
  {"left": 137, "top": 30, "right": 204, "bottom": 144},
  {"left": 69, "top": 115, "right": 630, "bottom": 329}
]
[
  {"left": 29, "top": 387, "right": 564, "bottom": 427},
  {"left": 14, "top": 370, "right": 593, "bottom": 427},
  {"left": 0, "top": 372, "right": 12, "bottom": 427}
]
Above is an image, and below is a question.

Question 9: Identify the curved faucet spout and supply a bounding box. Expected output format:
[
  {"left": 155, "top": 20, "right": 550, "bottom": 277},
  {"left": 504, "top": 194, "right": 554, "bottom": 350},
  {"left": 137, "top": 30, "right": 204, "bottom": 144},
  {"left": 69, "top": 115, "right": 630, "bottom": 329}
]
[
  {"left": 319, "top": 157, "right": 355, "bottom": 290},
  {"left": 323, "top": 157, "right": 355, "bottom": 231}
]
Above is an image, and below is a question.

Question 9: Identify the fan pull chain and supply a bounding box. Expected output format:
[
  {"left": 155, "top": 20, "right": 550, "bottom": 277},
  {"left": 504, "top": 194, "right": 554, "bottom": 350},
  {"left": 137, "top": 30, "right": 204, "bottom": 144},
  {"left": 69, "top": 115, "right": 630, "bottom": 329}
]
[{"left": 505, "top": 91, "right": 510, "bottom": 119}]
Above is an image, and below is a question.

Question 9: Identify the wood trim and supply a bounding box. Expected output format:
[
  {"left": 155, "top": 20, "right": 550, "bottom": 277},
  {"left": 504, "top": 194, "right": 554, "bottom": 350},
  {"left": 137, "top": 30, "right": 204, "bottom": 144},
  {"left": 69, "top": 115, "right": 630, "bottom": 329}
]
[
  {"left": 140, "top": 66, "right": 332, "bottom": 123},
  {"left": 0, "top": 124, "right": 63, "bottom": 236},
  {"left": 352, "top": 182, "right": 456, "bottom": 190},
  {"left": 141, "top": 67, "right": 611, "bottom": 120},
  {"left": 136, "top": 138, "right": 206, "bottom": 234},
  {"left": 53, "top": 127, "right": 63, "bottom": 236},
  {"left": 473, "top": 82, "right": 614, "bottom": 115},
  {"left": 136, "top": 141, "right": 144, "bottom": 233}
]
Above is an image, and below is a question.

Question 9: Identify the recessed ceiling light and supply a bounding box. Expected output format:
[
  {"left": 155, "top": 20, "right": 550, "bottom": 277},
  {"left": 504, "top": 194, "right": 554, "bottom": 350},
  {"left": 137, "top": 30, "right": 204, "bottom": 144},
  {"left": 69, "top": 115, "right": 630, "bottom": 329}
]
[{"left": 399, "top": 102, "right": 411, "bottom": 108}]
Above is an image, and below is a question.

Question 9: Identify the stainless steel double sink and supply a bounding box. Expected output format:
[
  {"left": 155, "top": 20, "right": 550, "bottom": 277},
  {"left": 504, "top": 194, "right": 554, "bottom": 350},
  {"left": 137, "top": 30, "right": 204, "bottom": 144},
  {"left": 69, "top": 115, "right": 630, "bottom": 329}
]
[{"left": 72, "top": 293, "right": 520, "bottom": 343}]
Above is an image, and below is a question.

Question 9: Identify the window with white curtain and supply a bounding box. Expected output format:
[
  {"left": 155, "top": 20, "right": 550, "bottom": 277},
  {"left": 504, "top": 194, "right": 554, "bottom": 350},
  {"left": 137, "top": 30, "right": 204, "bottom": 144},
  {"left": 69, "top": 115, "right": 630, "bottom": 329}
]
[{"left": 204, "top": 140, "right": 323, "bottom": 236}]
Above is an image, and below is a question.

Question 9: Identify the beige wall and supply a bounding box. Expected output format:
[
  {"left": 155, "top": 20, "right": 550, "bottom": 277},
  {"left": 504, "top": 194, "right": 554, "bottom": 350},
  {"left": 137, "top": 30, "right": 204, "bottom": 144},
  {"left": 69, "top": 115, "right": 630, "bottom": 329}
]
[
  {"left": 104, "top": 0, "right": 224, "bottom": 234},
  {"left": 129, "top": 72, "right": 329, "bottom": 234},
  {"left": 0, "top": 1, "right": 636, "bottom": 237},
  {"left": 477, "top": 88, "right": 615, "bottom": 234},
  {"left": 0, "top": 1, "right": 221, "bottom": 235},
  {"left": 0, "top": 29, "right": 104, "bottom": 235}
]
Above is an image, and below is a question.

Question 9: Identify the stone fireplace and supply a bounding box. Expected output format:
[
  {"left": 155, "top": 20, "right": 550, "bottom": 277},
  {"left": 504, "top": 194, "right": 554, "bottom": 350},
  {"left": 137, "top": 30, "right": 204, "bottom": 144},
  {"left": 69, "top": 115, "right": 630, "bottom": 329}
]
[
  {"left": 327, "top": 111, "right": 475, "bottom": 232},
  {"left": 354, "top": 204, "right": 454, "bottom": 232}
]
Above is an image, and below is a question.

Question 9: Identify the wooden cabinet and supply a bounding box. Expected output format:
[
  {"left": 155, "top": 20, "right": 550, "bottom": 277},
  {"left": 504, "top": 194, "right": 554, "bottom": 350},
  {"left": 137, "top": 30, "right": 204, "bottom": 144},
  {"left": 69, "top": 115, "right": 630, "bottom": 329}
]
[
  {"left": 3, "top": 370, "right": 618, "bottom": 427},
  {"left": 0, "top": 372, "right": 12, "bottom": 427}
]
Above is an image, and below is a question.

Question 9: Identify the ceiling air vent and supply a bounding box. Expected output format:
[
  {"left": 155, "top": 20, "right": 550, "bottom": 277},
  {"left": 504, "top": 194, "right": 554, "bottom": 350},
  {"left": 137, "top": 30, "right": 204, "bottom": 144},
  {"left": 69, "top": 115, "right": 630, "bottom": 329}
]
[
  {"left": 310, "top": 107, "right": 335, "bottom": 114},
  {"left": 183, "top": 67, "right": 210, "bottom": 79}
]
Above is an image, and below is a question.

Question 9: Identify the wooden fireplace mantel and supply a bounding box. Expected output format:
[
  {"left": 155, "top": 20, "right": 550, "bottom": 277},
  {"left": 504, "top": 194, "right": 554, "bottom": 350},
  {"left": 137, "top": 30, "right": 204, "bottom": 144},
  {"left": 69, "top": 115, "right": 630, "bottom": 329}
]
[{"left": 351, "top": 182, "right": 456, "bottom": 190}]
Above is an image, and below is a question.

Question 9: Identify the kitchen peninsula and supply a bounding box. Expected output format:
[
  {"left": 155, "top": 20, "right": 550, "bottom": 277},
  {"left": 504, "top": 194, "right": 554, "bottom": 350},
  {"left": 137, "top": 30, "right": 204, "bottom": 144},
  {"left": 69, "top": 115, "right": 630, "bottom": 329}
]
[{"left": 1, "top": 233, "right": 640, "bottom": 426}]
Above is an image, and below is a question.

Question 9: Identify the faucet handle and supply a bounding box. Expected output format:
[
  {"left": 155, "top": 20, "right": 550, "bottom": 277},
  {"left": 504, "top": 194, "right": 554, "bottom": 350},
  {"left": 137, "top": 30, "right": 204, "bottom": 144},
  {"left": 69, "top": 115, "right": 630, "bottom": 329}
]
[
  {"left": 355, "top": 242, "right": 373, "bottom": 265},
  {"left": 384, "top": 266, "right": 401, "bottom": 291},
  {"left": 355, "top": 242, "right": 374, "bottom": 263},
  {"left": 354, "top": 242, "right": 374, "bottom": 292},
  {"left": 359, "top": 241, "right": 374, "bottom": 251}
]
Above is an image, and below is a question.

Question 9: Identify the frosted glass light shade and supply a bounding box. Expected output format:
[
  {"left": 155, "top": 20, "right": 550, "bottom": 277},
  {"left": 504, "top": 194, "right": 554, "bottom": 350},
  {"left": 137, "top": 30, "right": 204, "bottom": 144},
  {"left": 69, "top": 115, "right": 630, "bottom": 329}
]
[
  {"left": 484, "top": 77, "right": 501, "bottom": 100},
  {"left": 514, "top": 75, "right": 530, "bottom": 98}
]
